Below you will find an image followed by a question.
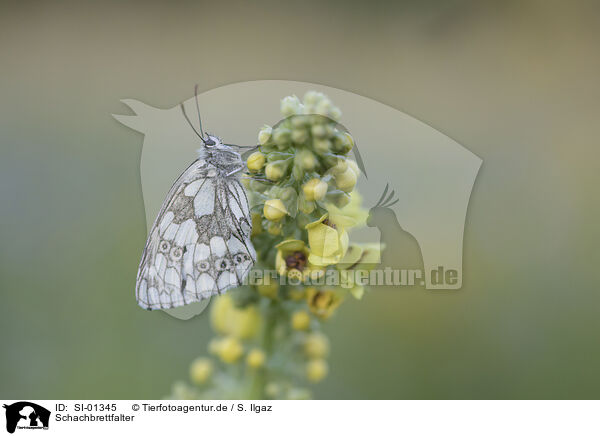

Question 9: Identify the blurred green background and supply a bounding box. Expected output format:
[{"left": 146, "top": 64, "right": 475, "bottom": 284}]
[{"left": 1, "top": 0, "right": 599, "bottom": 399}]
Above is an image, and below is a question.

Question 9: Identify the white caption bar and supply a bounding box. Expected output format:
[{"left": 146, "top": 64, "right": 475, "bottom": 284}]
[{"left": 2, "top": 400, "right": 598, "bottom": 435}]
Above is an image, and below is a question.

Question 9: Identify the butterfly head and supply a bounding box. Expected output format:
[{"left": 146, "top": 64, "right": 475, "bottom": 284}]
[
  {"left": 198, "top": 134, "right": 243, "bottom": 170},
  {"left": 203, "top": 134, "right": 221, "bottom": 147},
  {"left": 179, "top": 90, "right": 242, "bottom": 172}
]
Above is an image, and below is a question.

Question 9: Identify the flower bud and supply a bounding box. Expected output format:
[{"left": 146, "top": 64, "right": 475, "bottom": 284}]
[
  {"left": 329, "top": 158, "right": 348, "bottom": 175},
  {"left": 189, "top": 357, "right": 213, "bottom": 384},
  {"left": 281, "top": 95, "right": 303, "bottom": 117},
  {"left": 329, "top": 106, "right": 342, "bottom": 121},
  {"left": 346, "top": 159, "right": 360, "bottom": 177},
  {"left": 304, "top": 332, "right": 330, "bottom": 358},
  {"left": 304, "top": 90, "right": 325, "bottom": 106},
  {"left": 265, "top": 162, "right": 285, "bottom": 181},
  {"left": 296, "top": 149, "right": 317, "bottom": 171},
  {"left": 263, "top": 199, "right": 287, "bottom": 221},
  {"left": 297, "top": 196, "right": 316, "bottom": 214},
  {"left": 313, "top": 138, "right": 331, "bottom": 155},
  {"left": 291, "top": 127, "right": 308, "bottom": 144},
  {"left": 272, "top": 126, "right": 291, "bottom": 147},
  {"left": 306, "top": 358, "right": 328, "bottom": 383},
  {"left": 305, "top": 114, "right": 324, "bottom": 125},
  {"left": 291, "top": 115, "right": 308, "bottom": 128},
  {"left": 333, "top": 132, "right": 354, "bottom": 154},
  {"left": 246, "top": 348, "right": 266, "bottom": 369},
  {"left": 311, "top": 124, "right": 327, "bottom": 138},
  {"left": 315, "top": 99, "right": 332, "bottom": 117},
  {"left": 218, "top": 336, "right": 243, "bottom": 364},
  {"left": 291, "top": 310, "right": 311, "bottom": 331},
  {"left": 258, "top": 125, "right": 272, "bottom": 145},
  {"left": 279, "top": 186, "right": 296, "bottom": 201},
  {"left": 335, "top": 167, "right": 357, "bottom": 192},
  {"left": 303, "top": 178, "right": 328, "bottom": 201},
  {"left": 208, "top": 338, "right": 222, "bottom": 355},
  {"left": 247, "top": 152, "right": 266, "bottom": 172}
]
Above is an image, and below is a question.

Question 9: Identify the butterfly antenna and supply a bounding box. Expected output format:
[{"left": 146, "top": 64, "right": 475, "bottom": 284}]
[
  {"left": 180, "top": 103, "right": 206, "bottom": 144},
  {"left": 194, "top": 84, "right": 206, "bottom": 140}
]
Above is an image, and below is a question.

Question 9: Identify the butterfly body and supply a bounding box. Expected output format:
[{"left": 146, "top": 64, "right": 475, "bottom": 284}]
[{"left": 135, "top": 135, "right": 255, "bottom": 310}]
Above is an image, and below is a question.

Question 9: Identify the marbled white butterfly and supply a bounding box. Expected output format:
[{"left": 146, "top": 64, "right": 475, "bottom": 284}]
[{"left": 135, "top": 87, "right": 256, "bottom": 310}]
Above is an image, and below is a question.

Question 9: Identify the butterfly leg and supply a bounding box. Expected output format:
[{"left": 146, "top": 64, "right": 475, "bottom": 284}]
[{"left": 226, "top": 166, "right": 244, "bottom": 177}]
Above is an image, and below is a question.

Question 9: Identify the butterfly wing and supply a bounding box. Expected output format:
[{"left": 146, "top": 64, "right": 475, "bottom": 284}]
[{"left": 135, "top": 159, "right": 255, "bottom": 310}]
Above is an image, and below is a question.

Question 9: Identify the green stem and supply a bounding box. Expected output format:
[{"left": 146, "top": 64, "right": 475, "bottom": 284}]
[{"left": 248, "top": 300, "right": 277, "bottom": 399}]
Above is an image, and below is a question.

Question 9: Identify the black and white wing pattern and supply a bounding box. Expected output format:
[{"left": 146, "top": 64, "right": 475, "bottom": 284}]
[{"left": 135, "top": 158, "right": 255, "bottom": 310}]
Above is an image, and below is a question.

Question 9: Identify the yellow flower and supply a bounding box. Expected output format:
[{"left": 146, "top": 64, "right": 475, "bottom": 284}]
[
  {"left": 218, "top": 336, "right": 244, "bottom": 364},
  {"left": 306, "top": 287, "right": 343, "bottom": 319},
  {"left": 291, "top": 310, "right": 311, "bottom": 331},
  {"left": 275, "top": 239, "right": 323, "bottom": 282},
  {"left": 302, "top": 178, "right": 328, "bottom": 202},
  {"left": 263, "top": 199, "right": 287, "bottom": 221},
  {"left": 304, "top": 332, "right": 329, "bottom": 358},
  {"left": 246, "top": 348, "right": 266, "bottom": 369},
  {"left": 189, "top": 357, "right": 213, "bottom": 384},
  {"left": 305, "top": 214, "right": 349, "bottom": 266},
  {"left": 348, "top": 285, "right": 365, "bottom": 299},
  {"left": 325, "top": 191, "right": 368, "bottom": 229},
  {"left": 337, "top": 243, "right": 382, "bottom": 271},
  {"left": 306, "top": 359, "right": 328, "bottom": 383},
  {"left": 334, "top": 242, "right": 382, "bottom": 299},
  {"left": 210, "top": 294, "right": 261, "bottom": 339}
]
